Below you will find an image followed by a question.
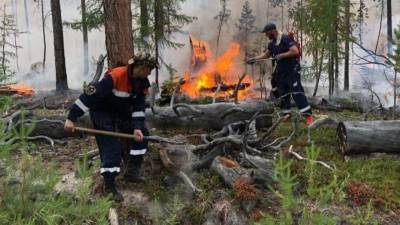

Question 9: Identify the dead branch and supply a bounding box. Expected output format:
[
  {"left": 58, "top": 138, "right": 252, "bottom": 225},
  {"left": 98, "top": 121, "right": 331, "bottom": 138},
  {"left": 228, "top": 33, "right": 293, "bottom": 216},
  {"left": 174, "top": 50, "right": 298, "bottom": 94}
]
[
  {"left": 170, "top": 78, "right": 185, "bottom": 107},
  {"left": 234, "top": 73, "right": 247, "bottom": 104},
  {"left": 177, "top": 171, "right": 203, "bottom": 193},
  {"left": 213, "top": 82, "right": 222, "bottom": 104},
  {"left": 288, "top": 146, "right": 334, "bottom": 171},
  {"left": 108, "top": 208, "right": 119, "bottom": 225}
]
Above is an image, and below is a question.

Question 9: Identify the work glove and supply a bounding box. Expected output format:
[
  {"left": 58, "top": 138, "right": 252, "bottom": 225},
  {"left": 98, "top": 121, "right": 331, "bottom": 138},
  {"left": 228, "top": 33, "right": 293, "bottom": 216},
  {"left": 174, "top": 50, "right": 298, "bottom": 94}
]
[{"left": 274, "top": 54, "right": 283, "bottom": 61}]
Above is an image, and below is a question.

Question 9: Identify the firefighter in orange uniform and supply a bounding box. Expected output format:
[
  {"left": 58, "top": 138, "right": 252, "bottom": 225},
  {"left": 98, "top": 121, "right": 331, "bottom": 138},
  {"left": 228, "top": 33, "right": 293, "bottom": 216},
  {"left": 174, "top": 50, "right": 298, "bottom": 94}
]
[{"left": 64, "top": 54, "right": 158, "bottom": 202}]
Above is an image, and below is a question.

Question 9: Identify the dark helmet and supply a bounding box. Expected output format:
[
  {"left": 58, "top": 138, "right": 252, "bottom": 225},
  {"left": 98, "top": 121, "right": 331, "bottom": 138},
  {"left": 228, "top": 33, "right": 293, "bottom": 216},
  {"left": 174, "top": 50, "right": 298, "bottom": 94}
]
[
  {"left": 260, "top": 23, "right": 277, "bottom": 33},
  {"left": 128, "top": 53, "right": 159, "bottom": 69}
]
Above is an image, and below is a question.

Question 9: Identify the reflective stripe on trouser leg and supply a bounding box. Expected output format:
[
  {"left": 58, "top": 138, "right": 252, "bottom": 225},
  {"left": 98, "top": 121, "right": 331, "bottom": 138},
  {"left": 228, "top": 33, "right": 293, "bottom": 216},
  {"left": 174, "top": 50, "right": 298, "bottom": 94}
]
[
  {"left": 130, "top": 125, "right": 149, "bottom": 156},
  {"left": 90, "top": 111, "right": 122, "bottom": 175},
  {"left": 291, "top": 71, "right": 312, "bottom": 115}
]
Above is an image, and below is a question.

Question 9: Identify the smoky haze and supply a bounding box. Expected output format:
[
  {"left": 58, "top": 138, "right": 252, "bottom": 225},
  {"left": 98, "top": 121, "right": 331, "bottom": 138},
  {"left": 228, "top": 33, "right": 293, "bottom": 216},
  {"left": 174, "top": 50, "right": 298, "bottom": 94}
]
[{"left": 3, "top": 0, "right": 400, "bottom": 105}]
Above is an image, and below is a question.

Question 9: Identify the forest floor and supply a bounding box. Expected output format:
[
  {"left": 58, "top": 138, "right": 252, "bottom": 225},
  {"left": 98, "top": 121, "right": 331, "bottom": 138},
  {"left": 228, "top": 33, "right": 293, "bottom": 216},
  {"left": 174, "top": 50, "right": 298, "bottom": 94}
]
[{"left": 30, "top": 107, "right": 400, "bottom": 225}]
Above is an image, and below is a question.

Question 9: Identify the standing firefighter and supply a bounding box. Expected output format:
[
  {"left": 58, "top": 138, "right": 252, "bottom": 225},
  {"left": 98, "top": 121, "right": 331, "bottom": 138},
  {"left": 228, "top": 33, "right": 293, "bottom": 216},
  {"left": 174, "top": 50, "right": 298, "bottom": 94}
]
[
  {"left": 64, "top": 54, "right": 158, "bottom": 202},
  {"left": 247, "top": 23, "right": 313, "bottom": 125}
]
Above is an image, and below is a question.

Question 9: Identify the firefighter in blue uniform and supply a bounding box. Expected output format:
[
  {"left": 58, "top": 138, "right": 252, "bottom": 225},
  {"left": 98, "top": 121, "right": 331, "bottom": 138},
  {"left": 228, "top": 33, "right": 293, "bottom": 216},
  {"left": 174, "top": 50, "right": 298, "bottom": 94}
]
[
  {"left": 247, "top": 23, "right": 313, "bottom": 125},
  {"left": 64, "top": 54, "right": 158, "bottom": 202}
]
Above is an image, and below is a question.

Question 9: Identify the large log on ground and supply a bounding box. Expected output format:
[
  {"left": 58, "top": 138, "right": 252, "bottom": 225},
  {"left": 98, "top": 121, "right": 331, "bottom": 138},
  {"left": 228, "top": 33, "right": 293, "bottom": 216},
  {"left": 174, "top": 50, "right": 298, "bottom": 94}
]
[
  {"left": 308, "top": 96, "right": 378, "bottom": 113},
  {"left": 29, "top": 115, "right": 92, "bottom": 139},
  {"left": 12, "top": 89, "right": 81, "bottom": 110},
  {"left": 13, "top": 100, "right": 272, "bottom": 139},
  {"left": 337, "top": 120, "right": 400, "bottom": 155},
  {"left": 147, "top": 100, "right": 274, "bottom": 130}
]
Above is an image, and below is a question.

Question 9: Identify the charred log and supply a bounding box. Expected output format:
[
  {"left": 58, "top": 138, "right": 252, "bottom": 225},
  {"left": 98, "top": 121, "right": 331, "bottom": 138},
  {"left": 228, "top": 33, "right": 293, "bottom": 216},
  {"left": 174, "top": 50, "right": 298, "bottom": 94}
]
[
  {"left": 337, "top": 120, "right": 400, "bottom": 155},
  {"left": 147, "top": 100, "right": 274, "bottom": 130}
]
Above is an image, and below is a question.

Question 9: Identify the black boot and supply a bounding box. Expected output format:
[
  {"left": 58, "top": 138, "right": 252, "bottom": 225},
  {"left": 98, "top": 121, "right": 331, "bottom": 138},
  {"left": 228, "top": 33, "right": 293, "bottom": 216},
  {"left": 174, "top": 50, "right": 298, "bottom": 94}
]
[
  {"left": 104, "top": 173, "right": 124, "bottom": 202},
  {"left": 124, "top": 155, "right": 146, "bottom": 183}
]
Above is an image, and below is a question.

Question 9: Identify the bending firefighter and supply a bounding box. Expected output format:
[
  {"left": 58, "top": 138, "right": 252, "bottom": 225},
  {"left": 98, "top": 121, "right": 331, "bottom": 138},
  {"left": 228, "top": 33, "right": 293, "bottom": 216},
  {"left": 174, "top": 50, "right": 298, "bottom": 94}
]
[
  {"left": 247, "top": 23, "right": 313, "bottom": 125},
  {"left": 64, "top": 54, "right": 158, "bottom": 202}
]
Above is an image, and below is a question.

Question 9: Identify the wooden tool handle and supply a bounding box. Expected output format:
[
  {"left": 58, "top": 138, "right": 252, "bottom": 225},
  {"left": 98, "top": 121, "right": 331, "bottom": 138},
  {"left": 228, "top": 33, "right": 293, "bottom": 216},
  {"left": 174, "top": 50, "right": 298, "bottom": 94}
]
[{"left": 75, "top": 126, "right": 137, "bottom": 139}]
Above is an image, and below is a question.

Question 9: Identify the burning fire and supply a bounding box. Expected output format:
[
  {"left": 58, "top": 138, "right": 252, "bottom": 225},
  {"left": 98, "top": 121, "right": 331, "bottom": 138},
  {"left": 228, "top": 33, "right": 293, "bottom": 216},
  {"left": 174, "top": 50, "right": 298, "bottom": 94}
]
[
  {"left": 181, "top": 38, "right": 254, "bottom": 101},
  {"left": 0, "top": 83, "right": 34, "bottom": 96}
]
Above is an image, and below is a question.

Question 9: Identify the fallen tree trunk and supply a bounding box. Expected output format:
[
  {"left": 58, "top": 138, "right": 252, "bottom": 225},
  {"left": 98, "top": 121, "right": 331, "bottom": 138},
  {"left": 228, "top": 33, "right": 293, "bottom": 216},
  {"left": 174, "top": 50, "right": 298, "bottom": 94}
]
[
  {"left": 12, "top": 89, "right": 81, "bottom": 110},
  {"left": 147, "top": 100, "right": 274, "bottom": 130},
  {"left": 337, "top": 120, "right": 400, "bottom": 155},
  {"left": 308, "top": 96, "right": 377, "bottom": 113},
  {"left": 8, "top": 100, "right": 273, "bottom": 139}
]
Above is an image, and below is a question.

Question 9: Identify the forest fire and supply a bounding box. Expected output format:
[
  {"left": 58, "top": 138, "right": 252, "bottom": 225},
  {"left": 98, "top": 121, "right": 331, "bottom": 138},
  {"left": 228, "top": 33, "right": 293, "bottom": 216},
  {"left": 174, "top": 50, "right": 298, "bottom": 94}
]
[
  {"left": 181, "top": 37, "right": 254, "bottom": 101},
  {"left": 0, "top": 83, "right": 34, "bottom": 96}
]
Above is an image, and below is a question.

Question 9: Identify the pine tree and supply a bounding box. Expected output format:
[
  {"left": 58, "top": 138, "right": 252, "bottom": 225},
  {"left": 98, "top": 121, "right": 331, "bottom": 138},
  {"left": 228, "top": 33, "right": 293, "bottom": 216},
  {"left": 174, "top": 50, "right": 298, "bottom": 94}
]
[
  {"left": 236, "top": 1, "right": 256, "bottom": 73},
  {"left": 290, "top": 0, "right": 357, "bottom": 96},
  {"left": 0, "top": 4, "right": 18, "bottom": 82}
]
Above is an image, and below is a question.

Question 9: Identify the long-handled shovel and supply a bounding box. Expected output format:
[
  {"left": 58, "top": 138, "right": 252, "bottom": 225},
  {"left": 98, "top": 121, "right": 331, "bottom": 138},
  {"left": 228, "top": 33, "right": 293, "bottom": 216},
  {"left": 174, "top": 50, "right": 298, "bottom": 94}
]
[{"left": 73, "top": 126, "right": 185, "bottom": 144}]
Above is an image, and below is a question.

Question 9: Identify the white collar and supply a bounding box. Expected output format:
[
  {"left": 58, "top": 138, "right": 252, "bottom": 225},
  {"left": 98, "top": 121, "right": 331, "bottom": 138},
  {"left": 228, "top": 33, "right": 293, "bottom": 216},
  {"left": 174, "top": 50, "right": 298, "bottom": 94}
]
[{"left": 275, "top": 31, "right": 283, "bottom": 46}]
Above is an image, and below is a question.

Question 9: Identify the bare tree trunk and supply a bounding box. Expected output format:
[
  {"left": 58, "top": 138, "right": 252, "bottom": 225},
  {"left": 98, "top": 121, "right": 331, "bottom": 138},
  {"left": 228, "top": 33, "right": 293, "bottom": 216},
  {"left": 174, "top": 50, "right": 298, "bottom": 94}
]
[
  {"left": 51, "top": 0, "right": 68, "bottom": 91},
  {"left": 328, "top": 47, "right": 334, "bottom": 97},
  {"left": 334, "top": 9, "right": 339, "bottom": 93},
  {"left": 12, "top": 0, "right": 19, "bottom": 71},
  {"left": 24, "top": 0, "right": 31, "bottom": 60},
  {"left": 104, "top": 0, "right": 134, "bottom": 68},
  {"left": 1, "top": 6, "right": 6, "bottom": 78},
  {"left": 387, "top": 0, "right": 393, "bottom": 54},
  {"left": 139, "top": 0, "right": 149, "bottom": 38},
  {"left": 375, "top": 0, "right": 384, "bottom": 53},
  {"left": 344, "top": 0, "right": 350, "bottom": 91},
  {"left": 216, "top": 0, "right": 228, "bottom": 57},
  {"left": 154, "top": 0, "right": 164, "bottom": 88},
  {"left": 41, "top": 0, "right": 46, "bottom": 70},
  {"left": 313, "top": 50, "right": 319, "bottom": 96},
  {"left": 24, "top": 0, "right": 29, "bottom": 32},
  {"left": 81, "top": 0, "right": 89, "bottom": 76}
]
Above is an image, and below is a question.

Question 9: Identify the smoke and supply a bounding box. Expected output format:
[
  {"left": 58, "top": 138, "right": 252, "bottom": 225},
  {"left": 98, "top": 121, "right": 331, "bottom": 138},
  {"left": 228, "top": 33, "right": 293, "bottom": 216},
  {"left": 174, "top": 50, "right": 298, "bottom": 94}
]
[
  {"left": 4, "top": 0, "right": 400, "bottom": 103},
  {"left": 6, "top": 0, "right": 105, "bottom": 90},
  {"left": 350, "top": 1, "right": 400, "bottom": 107}
]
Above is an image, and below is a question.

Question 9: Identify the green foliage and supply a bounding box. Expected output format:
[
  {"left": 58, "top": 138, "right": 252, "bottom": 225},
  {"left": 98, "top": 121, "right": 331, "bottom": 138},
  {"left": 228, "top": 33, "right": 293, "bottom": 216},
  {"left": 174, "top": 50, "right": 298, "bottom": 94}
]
[
  {"left": 256, "top": 145, "right": 345, "bottom": 224},
  {"left": 255, "top": 153, "right": 297, "bottom": 225},
  {"left": 64, "top": 0, "right": 104, "bottom": 31},
  {"left": 160, "top": 195, "right": 185, "bottom": 225},
  {"left": 0, "top": 99, "right": 112, "bottom": 225}
]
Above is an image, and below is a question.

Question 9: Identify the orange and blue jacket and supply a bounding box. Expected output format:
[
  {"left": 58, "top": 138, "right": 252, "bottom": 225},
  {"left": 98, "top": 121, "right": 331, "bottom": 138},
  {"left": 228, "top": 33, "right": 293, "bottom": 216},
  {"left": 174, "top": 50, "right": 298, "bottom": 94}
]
[{"left": 67, "top": 66, "right": 150, "bottom": 129}]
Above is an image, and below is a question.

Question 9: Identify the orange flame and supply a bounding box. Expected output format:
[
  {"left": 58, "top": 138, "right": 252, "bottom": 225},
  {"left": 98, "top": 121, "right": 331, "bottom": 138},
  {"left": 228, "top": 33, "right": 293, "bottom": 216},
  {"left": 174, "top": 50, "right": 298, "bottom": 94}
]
[
  {"left": 181, "top": 40, "right": 254, "bottom": 101},
  {"left": 1, "top": 83, "right": 34, "bottom": 96}
]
